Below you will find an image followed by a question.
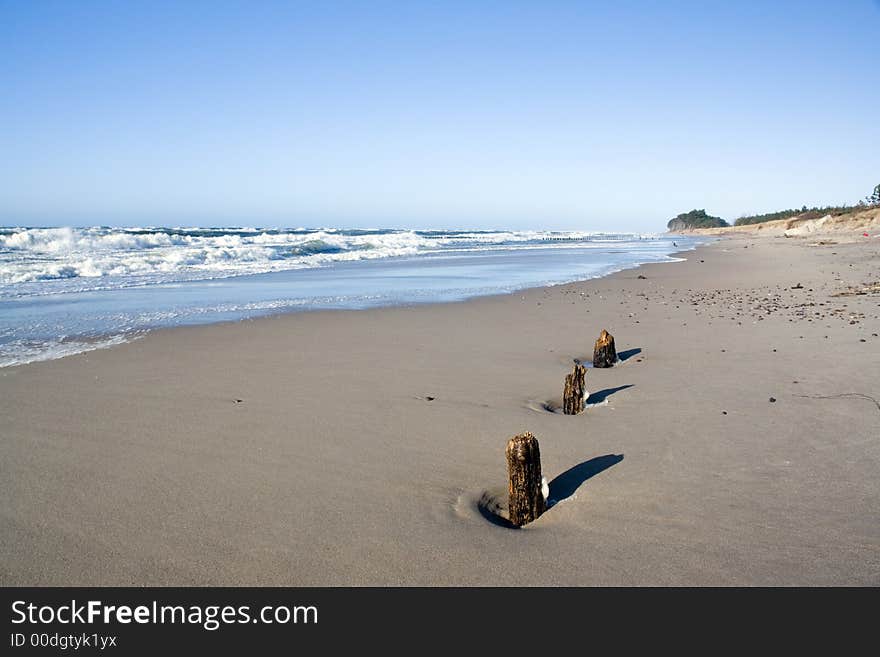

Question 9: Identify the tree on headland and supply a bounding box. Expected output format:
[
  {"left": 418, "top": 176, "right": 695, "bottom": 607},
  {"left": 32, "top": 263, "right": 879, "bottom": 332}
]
[
  {"left": 868, "top": 183, "right": 880, "bottom": 206},
  {"left": 666, "top": 209, "right": 728, "bottom": 231}
]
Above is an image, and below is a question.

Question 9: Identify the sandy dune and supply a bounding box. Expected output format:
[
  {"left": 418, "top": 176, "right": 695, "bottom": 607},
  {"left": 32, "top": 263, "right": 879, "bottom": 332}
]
[{"left": 681, "top": 206, "right": 880, "bottom": 240}]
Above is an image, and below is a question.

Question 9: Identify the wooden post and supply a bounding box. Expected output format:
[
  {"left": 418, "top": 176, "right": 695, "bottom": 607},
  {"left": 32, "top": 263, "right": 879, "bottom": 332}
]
[
  {"left": 506, "top": 432, "right": 546, "bottom": 527},
  {"left": 563, "top": 363, "right": 587, "bottom": 415},
  {"left": 592, "top": 329, "right": 617, "bottom": 368}
]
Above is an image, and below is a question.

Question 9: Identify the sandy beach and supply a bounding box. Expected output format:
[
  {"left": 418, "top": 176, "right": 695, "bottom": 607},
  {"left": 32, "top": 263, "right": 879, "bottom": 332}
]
[{"left": 1, "top": 235, "right": 878, "bottom": 586}]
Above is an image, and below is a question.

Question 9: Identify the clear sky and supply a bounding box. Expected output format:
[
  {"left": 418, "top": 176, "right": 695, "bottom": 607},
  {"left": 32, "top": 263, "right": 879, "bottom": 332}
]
[{"left": 1, "top": 0, "right": 878, "bottom": 231}]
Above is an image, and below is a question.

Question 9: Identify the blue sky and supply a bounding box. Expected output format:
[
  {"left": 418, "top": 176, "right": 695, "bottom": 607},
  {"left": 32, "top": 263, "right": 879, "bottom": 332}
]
[{"left": 1, "top": 1, "right": 878, "bottom": 231}]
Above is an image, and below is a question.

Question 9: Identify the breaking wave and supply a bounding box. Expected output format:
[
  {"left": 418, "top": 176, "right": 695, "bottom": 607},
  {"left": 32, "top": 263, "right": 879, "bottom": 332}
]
[
  {"left": 0, "top": 226, "right": 653, "bottom": 297},
  {"left": 0, "top": 225, "right": 695, "bottom": 368}
]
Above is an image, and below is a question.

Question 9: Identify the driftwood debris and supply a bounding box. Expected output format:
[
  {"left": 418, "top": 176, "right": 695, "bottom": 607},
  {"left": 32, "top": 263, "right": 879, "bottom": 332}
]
[
  {"left": 506, "top": 432, "right": 546, "bottom": 527},
  {"left": 563, "top": 363, "right": 587, "bottom": 415},
  {"left": 592, "top": 329, "right": 617, "bottom": 368}
]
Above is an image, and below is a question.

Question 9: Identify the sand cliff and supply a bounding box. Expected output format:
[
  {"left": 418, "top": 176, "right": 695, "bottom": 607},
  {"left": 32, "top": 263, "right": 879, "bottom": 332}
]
[{"left": 672, "top": 207, "right": 880, "bottom": 241}]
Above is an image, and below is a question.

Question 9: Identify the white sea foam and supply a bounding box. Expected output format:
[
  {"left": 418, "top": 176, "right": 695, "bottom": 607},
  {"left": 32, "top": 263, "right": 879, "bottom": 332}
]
[
  {"left": 0, "top": 334, "right": 138, "bottom": 368},
  {"left": 0, "top": 226, "right": 698, "bottom": 367},
  {"left": 0, "top": 226, "right": 657, "bottom": 294}
]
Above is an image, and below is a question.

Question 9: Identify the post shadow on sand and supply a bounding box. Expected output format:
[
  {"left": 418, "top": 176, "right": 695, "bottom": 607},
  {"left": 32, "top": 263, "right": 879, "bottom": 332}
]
[
  {"left": 548, "top": 454, "right": 624, "bottom": 506},
  {"left": 539, "top": 384, "right": 633, "bottom": 413},
  {"left": 477, "top": 454, "right": 624, "bottom": 528},
  {"left": 574, "top": 347, "right": 641, "bottom": 366},
  {"left": 588, "top": 384, "right": 634, "bottom": 404},
  {"left": 617, "top": 347, "right": 642, "bottom": 361}
]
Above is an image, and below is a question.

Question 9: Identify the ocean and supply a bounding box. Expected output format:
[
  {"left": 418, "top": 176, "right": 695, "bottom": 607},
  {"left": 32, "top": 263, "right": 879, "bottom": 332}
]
[{"left": 0, "top": 226, "right": 701, "bottom": 366}]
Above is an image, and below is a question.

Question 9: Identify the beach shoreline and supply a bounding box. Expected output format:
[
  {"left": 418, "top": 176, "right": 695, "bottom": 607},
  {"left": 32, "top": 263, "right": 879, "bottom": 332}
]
[
  {"left": 0, "top": 229, "right": 696, "bottom": 369},
  {"left": 2, "top": 234, "right": 878, "bottom": 585}
]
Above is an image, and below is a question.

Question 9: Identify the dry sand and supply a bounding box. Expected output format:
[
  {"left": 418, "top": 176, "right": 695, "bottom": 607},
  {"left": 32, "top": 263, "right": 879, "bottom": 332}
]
[{"left": 1, "top": 236, "right": 878, "bottom": 585}]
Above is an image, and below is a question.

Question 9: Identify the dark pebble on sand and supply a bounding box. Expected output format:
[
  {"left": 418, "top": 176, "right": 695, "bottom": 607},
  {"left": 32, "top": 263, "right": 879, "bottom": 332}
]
[
  {"left": 425, "top": 396, "right": 435, "bottom": 401},
  {"left": 769, "top": 397, "right": 776, "bottom": 403},
  {"left": 722, "top": 411, "right": 727, "bottom": 415}
]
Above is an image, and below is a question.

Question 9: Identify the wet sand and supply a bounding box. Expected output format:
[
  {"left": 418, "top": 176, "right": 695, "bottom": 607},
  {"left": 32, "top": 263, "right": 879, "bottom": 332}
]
[{"left": 1, "top": 235, "right": 878, "bottom": 585}]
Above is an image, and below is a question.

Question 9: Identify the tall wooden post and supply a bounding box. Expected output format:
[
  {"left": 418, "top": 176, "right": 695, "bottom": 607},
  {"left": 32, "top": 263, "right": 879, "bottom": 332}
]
[
  {"left": 593, "top": 329, "right": 617, "bottom": 368},
  {"left": 563, "top": 363, "right": 587, "bottom": 415},
  {"left": 506, "top": 432, "right": 546, "bottom": 527}
]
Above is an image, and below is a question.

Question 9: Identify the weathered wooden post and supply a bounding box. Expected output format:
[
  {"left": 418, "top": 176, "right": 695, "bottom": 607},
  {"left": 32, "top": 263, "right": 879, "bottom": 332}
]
[
  {"left": 506, "top": 432, "right": 546, "bottom": 527},
  {"left": 563, "top": 363, "right": 587, "bottom": 415},
  {"left": 592, "top": 329, "right": 617, "bottom": 368}
]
